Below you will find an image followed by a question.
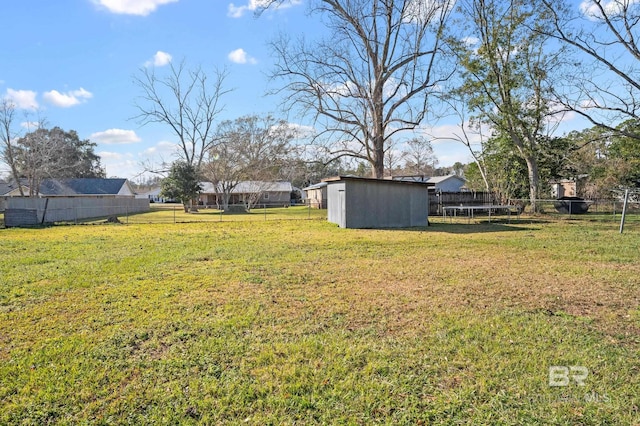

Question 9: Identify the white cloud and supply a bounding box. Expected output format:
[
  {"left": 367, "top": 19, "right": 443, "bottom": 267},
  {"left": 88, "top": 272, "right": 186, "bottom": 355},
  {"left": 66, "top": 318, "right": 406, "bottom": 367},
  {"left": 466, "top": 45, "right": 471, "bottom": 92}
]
[
  {"left": 4, "top": 88, "right": 39, "bottom": 110},
  {"left": 403, "top": 0, "right": 454, "bottom": 23},
  {"left": 462, "top": 36, "right": 479, "bottom": 47},
  {"left": 93, "top": 0, "right": 179, "bottom": 16},
  {"left": 98, "top": 151, "right": 126, "bottom": 160},
  {"left": 285, "top": 122, "right": 315, "bottom": 138},
  {"left": 20, "top": 121, "right": 41, "bottom": 130},
  {"left": 325, "top": 80, "right": 359, "bottom": 97},
  {"left": 43, "top": 88, "right": 93, "bottom": 108},
  {"left": 383, "top": 77, "right": 408, "bottom": 99},
  {"left": 91, "top": 129, "right": 142, "bottom": 144},
  {"left": 579, "top": 98, "right": 598, "bottom": 109},
  {"left": 228, "top": 48, "right": 257, "bottom": 65},
  {"left": 420, "top": 122, "right": 486, "bottom": 147},
  {"left": 545, "top": 101, "right": 577, "bottom": 127},
  {"left": 228, "top": 0, "right": 301, "bottom": 18},
  {"left": 145, "top": 50, "right": 172, "bottom": 67},
  {"left": 142, "top": 141, "right": 179, "bottom": 156},
  {"left": 579, "top": 0, "right": 640, "bottom": 19},
  {"left": 436, "top": 150, "right": 474, "bottom": 167},
  {"left": 98, "top": 152, "right": 141, "bottom": 178}
]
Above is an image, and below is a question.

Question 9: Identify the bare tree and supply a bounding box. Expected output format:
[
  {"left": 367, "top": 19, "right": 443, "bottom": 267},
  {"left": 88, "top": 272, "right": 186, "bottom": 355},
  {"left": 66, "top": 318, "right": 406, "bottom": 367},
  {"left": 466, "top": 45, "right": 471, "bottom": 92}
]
[
  {"left": 202, "top": 115, "right": 297, "bottom": 210},
  {"left": 433, "top": 96, "right": 491, "bottom": 191},
  {"left": 540, "top": 0, "right": 640, "bottom": 139},
  {"left": 267, "top": 0, "right": 454, "bottom": 178},
  {"left": 384, "top": 146, "right": 404, "bottom": 176},
  {"left": 16, "top": 122, "right": 61, "bottom": 196},
  {"left": 402, "top": 136, "right": 438, "bottom": 176},
  {"left": 449, "top": 0, "right": 564, "bottom": 211},
  {"left": 0, "top": 100, "right": 24, "bottom": 195},
  {"left": 14, "top": 125, "right": 104, "bottom": 196},
  {"left": 133, "top": 60, "right": 231, "bottom": 170}
]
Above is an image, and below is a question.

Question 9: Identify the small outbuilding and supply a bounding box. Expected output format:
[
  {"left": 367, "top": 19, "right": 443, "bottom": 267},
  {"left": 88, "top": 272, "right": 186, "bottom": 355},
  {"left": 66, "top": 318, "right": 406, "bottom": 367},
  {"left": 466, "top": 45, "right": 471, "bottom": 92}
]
[
  {"left": 302, "top": 182, "right": 328, "bottom": 209},
  {"left": 325, "top": 176, "right": 431, "bottom": 229}
]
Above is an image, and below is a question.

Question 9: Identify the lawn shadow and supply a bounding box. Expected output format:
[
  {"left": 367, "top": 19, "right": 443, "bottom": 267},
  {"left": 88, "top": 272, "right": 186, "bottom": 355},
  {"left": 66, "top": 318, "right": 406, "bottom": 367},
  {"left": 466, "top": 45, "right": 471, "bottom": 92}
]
[{"left": 425, "top": 220, "right": 539, "bottom": 234}]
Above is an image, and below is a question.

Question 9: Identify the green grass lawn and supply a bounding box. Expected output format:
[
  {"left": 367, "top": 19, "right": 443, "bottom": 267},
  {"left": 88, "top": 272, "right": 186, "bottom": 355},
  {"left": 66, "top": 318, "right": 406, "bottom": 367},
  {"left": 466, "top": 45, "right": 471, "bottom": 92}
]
[
  {"left": 124, "top": 204, "right": 327, "bottom": 224},
  {"left": 1, "top": 215, "right": 639, "bottom": 424}
]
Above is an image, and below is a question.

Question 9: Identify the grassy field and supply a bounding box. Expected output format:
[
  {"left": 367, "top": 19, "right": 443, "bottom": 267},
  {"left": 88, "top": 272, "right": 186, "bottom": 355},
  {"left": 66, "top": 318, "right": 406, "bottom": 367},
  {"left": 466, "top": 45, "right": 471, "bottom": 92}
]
[
  {"left": 1, "top": 214, "right": 639, "bottom": 424},
  {"left": 126, "top": 204, "right": 328, "bottom": 224}
]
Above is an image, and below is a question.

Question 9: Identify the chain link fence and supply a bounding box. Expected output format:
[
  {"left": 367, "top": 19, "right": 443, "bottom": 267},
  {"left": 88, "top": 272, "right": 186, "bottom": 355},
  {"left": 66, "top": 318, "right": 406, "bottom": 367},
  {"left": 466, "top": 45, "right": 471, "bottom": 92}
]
[
  {"left": 3, "top": 203, "right": 325, "bottom": 226},
  {"left": 510, "top": 198, "right": 640, "bottom": 217},
  {"left": 434, "top": 197, "right": 640, "bottom": 229},
  {"left": 2, "top": 197, "right": 639, "bottom": 228}
]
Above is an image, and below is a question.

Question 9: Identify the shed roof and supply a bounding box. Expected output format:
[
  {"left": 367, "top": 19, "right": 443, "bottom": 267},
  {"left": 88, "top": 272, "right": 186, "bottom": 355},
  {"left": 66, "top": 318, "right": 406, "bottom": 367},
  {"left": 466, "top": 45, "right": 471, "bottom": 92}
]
[{"left": 323, "top": 176, "right": 434, "bottom": 187}]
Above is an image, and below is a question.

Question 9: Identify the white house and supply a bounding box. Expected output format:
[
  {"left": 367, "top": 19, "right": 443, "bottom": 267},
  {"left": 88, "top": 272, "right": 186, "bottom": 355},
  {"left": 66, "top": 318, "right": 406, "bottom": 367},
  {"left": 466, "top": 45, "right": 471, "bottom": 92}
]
[
  {"left": 199, "top": 181, "right": 293, "bottom": 208},
  {"left": 139, "top": 186, "right": 172, "bottom": 203}
]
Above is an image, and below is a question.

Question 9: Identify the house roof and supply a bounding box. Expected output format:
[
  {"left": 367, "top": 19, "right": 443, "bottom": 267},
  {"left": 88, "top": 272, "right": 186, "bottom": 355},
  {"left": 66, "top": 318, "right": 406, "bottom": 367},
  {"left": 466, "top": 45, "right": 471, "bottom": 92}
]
[
  {"left": 302, "top": 182, "right": 328, "bottom": 191},
  {"left": 1, "top": 178, "right": 132, "bottom": 196},
  {"left": 426, "top": 175, "right": 466, "bottom": 184},
  {"left": 139, "top": 186, "right": 162, "bottom": 197},
  {"left": 0, "top": 181, "right": 21, "bottom": 196},
  {"left": 200, "top": 181, "right": 293, "bottom": 194},
  {"left": 38, "top": 178, "right": 130, "bottom": 196},
  {"left": 0, "top": 179, "right": 33, "bottom": 196},
  {"left": 323, "top": 176, "right": 434, "bottom": 187},
  {"left": 389, "top": 175, "right": 466, "bottom": 184}
]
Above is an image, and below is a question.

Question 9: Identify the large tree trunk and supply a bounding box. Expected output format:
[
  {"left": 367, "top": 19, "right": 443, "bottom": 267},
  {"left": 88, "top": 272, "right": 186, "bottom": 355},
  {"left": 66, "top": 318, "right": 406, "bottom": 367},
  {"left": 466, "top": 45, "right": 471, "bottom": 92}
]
[
  {"left": 509, "top": 129, "right": 540, "bottom": 213},
  {"left": 524, "top": 154, "right": 540, "bottom": 213},
  {"left": 222, "top": 193, "right": 231, "bottom": 211},
  {"left": 372, "top": 94, "right": 385, "bottom": 178},
  {"left": 373, "top": 136, "right": 385, "bottom": 178}
]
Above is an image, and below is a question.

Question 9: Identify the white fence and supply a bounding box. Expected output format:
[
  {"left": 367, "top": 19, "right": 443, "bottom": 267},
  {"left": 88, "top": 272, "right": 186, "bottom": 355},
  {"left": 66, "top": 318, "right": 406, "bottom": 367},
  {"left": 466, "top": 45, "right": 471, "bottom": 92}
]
[{"left": 4, "top": 196, "right": 150, "bottom": 227}]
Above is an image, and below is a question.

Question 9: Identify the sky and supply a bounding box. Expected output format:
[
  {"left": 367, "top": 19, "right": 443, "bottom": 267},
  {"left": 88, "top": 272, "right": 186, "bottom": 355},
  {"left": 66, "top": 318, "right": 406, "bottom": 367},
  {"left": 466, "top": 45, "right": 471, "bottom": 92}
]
[{"left": 1, "top": 0, "right": 594, "bottom": 181}]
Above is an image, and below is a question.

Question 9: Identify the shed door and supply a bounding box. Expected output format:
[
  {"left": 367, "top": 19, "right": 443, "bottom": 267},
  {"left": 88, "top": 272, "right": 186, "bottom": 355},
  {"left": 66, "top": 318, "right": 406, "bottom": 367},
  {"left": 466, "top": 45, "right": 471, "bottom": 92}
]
[{"left": 339, "top": 189, "right": 346, "bottom": 228}]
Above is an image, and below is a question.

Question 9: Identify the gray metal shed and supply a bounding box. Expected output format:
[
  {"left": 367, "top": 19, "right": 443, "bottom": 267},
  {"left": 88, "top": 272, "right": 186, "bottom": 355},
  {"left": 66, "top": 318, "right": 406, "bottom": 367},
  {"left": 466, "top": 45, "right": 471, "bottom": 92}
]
[{"left": 325, "top": 176, "right": 431, "bottom": 229}]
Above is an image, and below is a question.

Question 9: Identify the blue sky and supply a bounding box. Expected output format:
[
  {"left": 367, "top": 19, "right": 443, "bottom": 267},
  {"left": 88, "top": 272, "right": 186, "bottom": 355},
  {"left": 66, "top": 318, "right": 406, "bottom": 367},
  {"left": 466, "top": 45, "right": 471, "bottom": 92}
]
[
  {"left": 2, "top": 0, "right": 594, "bottom": 180},
  {"left": 1, "top": 0, "right": 318, "bottom": 179}
]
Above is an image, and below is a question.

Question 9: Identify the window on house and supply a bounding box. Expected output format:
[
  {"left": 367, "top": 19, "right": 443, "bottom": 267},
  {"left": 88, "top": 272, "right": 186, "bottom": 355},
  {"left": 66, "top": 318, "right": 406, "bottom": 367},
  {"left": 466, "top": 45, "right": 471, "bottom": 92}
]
[{"left": 263, "top": 193, "right": 269, "bottom": 200}]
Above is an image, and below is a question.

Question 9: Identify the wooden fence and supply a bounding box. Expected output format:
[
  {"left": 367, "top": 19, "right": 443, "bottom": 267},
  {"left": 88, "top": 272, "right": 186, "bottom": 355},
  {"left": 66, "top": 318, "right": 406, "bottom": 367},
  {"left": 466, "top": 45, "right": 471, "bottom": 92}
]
[{"left": 4, "top": 196, "right": 150, "bottom": 227}]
